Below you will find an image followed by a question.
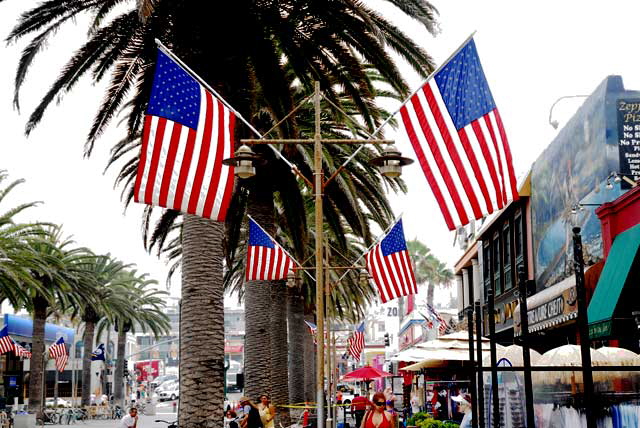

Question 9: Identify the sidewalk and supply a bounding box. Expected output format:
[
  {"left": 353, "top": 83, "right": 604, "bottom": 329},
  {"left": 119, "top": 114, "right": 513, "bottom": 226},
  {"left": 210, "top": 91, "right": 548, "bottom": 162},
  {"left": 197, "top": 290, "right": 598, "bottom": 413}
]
[{"left": 48, "top": 412, "right": 178, "bottom": 428}]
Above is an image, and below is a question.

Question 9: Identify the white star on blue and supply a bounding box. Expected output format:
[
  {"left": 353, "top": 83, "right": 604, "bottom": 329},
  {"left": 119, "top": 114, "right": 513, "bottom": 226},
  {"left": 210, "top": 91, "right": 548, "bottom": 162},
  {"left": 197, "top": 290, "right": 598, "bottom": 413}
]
[
  {"left": 147, "top": 49, "right": 201, "bottom": 129},
  {"left": 434, "top": 39, "right": 496, "bottom": 130},
  {"left": 381, "top": 219, "right": 408, "bottom": 256},
  {"left": 248, "top": 219, "right": 275, "bottom": 248}
]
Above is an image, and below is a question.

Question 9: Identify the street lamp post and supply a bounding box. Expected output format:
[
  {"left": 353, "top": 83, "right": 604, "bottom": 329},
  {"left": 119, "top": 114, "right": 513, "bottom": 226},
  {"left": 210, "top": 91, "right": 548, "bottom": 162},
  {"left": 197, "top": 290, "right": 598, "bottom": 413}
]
[
  {"left": 224, "top": 81, "right": 412, "bottom": 428},
  {"left": 548, "top": 95, "right": 590, "bottom": 129}
]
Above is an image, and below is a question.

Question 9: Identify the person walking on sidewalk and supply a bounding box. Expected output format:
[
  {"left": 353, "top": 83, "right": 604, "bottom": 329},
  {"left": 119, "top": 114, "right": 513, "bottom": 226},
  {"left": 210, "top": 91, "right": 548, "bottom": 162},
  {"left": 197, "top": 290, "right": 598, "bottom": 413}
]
[
  {"left": 351, "top": 393, "right": 368, "bottom": 428},
  {"left": 119, "top": 408, "right": 138, "bottom": 428}
]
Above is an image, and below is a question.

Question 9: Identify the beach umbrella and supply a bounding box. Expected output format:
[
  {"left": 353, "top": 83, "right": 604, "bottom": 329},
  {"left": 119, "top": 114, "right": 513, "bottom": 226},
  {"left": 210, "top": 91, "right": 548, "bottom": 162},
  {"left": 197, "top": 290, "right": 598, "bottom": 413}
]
[{"left": 534, "top": 345, "right": 608, "bottom": 386}]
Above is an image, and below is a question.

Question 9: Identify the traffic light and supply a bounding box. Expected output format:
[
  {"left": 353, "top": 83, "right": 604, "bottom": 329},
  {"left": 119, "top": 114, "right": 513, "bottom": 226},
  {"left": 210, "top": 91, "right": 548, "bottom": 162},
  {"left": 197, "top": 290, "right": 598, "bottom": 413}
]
[
  {"left": 123, "top": 359, "right": 129, "bottom": 377},
  {"left": 384, "top": 333, "right": 390, "bottom": 346}
]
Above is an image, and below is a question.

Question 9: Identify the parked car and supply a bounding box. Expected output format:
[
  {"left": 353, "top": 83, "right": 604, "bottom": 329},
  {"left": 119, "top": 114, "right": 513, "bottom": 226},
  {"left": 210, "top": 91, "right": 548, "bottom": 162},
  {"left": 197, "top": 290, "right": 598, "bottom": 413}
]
[
  {"left": 150, "top": 374, "right": 178, "bottom": 389},
  {"left": 155, "top": 379, "right": 179, "bottom": 394},
  {"left": 45, "top": 398, "right": 71, "bottom": 408},
  {"left": 158, "top": 387, "right": 179, "bottom": 402}
]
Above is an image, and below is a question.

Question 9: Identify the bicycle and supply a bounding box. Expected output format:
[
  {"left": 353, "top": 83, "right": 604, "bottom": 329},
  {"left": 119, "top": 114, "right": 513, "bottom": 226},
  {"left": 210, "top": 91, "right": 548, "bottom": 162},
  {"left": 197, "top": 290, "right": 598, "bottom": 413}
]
[
  {"left": 61, "top": 408, "right": 88, "bottom": 424},
  {"left": 155, "top": 419, "right": 178, "bottom": 428},
  {"left": 37, "top": 408, "right": 60, "bottom": 425}
]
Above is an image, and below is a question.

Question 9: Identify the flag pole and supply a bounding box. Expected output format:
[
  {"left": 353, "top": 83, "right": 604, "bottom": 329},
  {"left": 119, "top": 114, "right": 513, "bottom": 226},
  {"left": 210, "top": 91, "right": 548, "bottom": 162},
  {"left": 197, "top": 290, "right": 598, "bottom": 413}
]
[
  {"left": 334, "top": 31, "right": 477, "bottom": 171},
  {"left": 154, "top": 39, "right": 298, "bottom": 171}
]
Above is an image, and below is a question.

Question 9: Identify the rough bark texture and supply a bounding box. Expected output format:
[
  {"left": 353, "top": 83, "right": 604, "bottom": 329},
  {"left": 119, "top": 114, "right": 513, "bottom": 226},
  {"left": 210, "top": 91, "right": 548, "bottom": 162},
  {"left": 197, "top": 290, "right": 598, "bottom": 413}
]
[
  {"left": 114, "top": 329, "right": 127, "bottom": 407},
  {"left": 427, "top": 282, "right": 435, "bottom": 307},
  {"left": 244, "top": 179, "right": 275, "bottom": 401},
  {"left": 28, "top": 295, "right": 47, "bottom": 416},
  {"left": 287, "top": 291, "right": 306, "bottom": 404},
  {"left": 81, "top": 320, "right": 96, "bottom": 406},
  {"left": 179, "top": 215, "right": 225, "bottom": 428},
  {"left": 303, "top": 312, "right": 316, "bottom": 402},
  {"left": 270, "top": 283, "right": 290, "bottom": 426}
]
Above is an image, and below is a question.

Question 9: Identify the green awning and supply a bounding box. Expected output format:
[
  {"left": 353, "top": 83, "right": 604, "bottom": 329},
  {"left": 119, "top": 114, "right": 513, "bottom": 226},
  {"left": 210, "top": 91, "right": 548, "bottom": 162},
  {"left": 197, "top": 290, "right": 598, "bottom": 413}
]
[{"left": 588, "top": 223, "right": 640, "bottom": 329}]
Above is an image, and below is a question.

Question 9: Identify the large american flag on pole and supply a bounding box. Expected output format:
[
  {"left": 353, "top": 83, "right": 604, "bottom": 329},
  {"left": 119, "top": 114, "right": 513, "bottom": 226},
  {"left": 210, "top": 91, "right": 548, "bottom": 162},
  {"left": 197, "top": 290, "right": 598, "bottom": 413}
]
[
  {"left": 48, "top": 337, "right": 69, "bottom": 372},
  {"left": 347, "top": 322, "right": 365, "bottom": 360},
  {"left": 365, "top": 219, "right": 417, "bottom": 303},
  {"left": 399, "top": 37, "right": 518, "bottom": 231},
  {"left": 246, "top": 218, "right": 294, "bottom": 281},
  {"left": 134, "top": 48, "right": 235, "bottom": 221}
]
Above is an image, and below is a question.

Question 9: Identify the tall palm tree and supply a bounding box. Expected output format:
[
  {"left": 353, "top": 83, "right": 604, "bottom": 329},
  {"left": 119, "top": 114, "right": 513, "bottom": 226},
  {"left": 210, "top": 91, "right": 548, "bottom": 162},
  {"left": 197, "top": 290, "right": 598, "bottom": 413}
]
[
  {"left": 20, "top": 225, "right": 95, "bottom": 416},
  {"left": 407, "top": 239, "right": 453, "bottom": 306},
  {"left": 69, "top": 254, "right": 128, "bottom": 406},
  {"left": 95, "top": 270, "right": 170, "bottom": 407},
  {"left": 5, "top": 2, "right": 440, "bottom": 425}
]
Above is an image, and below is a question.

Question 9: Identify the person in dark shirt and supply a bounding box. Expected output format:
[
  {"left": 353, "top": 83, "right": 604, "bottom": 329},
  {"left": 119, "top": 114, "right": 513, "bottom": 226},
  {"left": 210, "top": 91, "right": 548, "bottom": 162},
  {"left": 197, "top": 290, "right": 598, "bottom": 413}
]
[{"left": 239, "top": 397, "right": 263, "bottom": 428}]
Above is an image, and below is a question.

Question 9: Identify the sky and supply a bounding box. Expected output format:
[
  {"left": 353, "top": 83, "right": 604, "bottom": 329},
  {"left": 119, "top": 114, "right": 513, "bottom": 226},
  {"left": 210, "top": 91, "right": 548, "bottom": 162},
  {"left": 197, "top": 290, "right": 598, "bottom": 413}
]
[{"left": 1, "top": 1, "right": 640, "bottom": 306}]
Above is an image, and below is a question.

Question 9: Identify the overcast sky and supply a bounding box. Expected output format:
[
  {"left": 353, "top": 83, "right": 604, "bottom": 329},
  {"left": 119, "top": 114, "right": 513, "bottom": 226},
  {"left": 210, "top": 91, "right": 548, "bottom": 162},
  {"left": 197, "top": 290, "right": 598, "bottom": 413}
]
[{"left": 1, "top": 1, "right": 639, "bottom": 306}]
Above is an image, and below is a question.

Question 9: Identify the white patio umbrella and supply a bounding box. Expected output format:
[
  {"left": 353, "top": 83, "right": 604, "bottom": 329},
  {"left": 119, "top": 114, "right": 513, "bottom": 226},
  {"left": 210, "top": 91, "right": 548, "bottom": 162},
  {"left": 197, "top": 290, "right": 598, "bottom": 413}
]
[
  {"left": 533, "top": 345, "right": 609, "bottom": 385},
  {"left": 597, "top": 347, "right": 639, "bottom": 383},
  {"left": 482, "top": 344, "right": 542, "bottom": 367}
]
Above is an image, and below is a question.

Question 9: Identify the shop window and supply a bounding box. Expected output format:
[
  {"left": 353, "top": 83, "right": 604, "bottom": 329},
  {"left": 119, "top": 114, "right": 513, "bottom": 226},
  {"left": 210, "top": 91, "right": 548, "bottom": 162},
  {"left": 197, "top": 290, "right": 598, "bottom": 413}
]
[
  {"left": 483, "top": 242, "right": 491, "bottom": 299},
  {"left": 503, "top": 222, "right": 512, "bottom": 291},
  {"left": 493, "top": 233, "right": 501, "bottom": 295},
  {"left": 515, "top": 211, "right": 524, "bottom": 267}
]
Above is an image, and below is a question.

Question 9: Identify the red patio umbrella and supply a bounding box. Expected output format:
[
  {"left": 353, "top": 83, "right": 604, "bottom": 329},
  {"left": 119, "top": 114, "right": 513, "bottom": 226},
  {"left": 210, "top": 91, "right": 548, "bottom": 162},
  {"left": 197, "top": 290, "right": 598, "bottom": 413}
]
[{"left": 341, "top": 366, "right": 393, "bottom": 395}]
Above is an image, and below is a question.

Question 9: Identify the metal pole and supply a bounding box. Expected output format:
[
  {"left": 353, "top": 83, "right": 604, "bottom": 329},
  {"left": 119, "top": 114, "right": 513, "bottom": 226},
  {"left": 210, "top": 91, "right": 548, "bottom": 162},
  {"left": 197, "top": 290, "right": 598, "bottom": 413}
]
[
  {"left": 325, "top": 250, "right": 333, "bottom": 428},
  {"left": 475, "top": 301, "right": 485, "bottom": 428},
  {"left": 54, "top": 369, "right": 59, "bottom": 408},
  {"left": 517, "top": 266, "right": 535, "bottom": 428},
  {"left": 466, "top": 306, "right": 477, "bottom": 428},
  {"left": 314, "top": 81, "right": 326, "bottom": 428},
  {"left": 487, "top": 288, "right": 500, "bottom": 428},
  {"left": 572, "top": 227, "right": 596, "bottom": 428}
]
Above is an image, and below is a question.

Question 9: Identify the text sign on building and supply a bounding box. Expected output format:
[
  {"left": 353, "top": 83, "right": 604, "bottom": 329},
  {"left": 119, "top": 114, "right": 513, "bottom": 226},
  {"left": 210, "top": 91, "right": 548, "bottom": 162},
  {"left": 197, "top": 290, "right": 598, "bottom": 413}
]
[{"left": 617, "top": 99, "right": 640, "bottom": 188}]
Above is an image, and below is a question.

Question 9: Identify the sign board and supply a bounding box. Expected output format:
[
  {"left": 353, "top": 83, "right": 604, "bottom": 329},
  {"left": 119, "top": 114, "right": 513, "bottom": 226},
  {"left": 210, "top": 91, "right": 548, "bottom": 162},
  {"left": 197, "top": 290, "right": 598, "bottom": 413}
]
[
  {"left": 617, "top": 99, "right": 640, "bottom": 188},
  {"left": 514, "top": 283, "right": 578, "bottom": 335},
  {"left": 589, "top": 320, "right": 612, "bottom": 339},
  {"left": 8, "top": 377, "right": 16, "bottom": 387}
]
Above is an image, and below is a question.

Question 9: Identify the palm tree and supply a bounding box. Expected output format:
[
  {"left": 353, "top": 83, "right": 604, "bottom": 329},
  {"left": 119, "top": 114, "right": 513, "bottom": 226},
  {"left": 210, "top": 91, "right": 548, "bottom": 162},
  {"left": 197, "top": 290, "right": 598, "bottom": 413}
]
[
  {"left": 5, "top": 2, "right": 440, "bottom": 425},
  {"left": 20, "top": 225, "right": 95, "bottom": 416},
  {"left": 95, "top": 270, "right": 170, "bottom": 407},
  {"left": 69, "top": 254, "right": 128, "bottom": 406},
  {"left": 407, "top": 239, "right": 453, "bottom": 306}
]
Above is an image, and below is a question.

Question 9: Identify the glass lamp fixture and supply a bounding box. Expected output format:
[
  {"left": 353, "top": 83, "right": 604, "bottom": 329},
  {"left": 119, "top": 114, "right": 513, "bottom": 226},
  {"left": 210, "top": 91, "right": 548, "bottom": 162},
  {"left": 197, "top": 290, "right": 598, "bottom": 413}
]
[
  {"left": 369, "top": 145, "right": 414, "bottom": 178},
  {"left": 222, "top": 144, "right": 261, "bottom": 179}
]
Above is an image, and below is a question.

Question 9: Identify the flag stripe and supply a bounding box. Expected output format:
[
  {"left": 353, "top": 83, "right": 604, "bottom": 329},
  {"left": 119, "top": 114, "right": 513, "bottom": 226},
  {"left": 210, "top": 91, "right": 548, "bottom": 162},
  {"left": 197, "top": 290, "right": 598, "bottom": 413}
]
[
  {"left": 158, "top": 123, "right": 182, "bottom": 207},
  {"left": 245, "top": 219, "right": 294, "bottom": 281},
  {"left": 144, "top": 118, "right": 167, "bottom": 205},
  {"left": 201, "top": 101, "right": 228, "bottom": 219},
  {"left": 400, "top": 107, "right": 455, "bottom": 230},
  {"left": 134, "top": 115, "right": 154, "bottom": 203},
  {"left": 493, "top": 110, "right": 518, "bottom": 201},
  {"left": 215, "top": 113, "right": 236, "bottom": 221},
  {"left": 188, "top": 91, "right": 215, "bottom": 214},
  {"left": 470, "top": 120, "right": 504, "bottom": 210}
]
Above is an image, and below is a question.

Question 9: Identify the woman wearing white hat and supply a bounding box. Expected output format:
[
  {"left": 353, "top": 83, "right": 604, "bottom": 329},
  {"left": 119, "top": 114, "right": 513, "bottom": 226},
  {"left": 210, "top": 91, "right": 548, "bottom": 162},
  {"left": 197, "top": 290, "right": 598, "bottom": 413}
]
[{"left": 451, "top": 393, "right": 472, "bottom": 428}]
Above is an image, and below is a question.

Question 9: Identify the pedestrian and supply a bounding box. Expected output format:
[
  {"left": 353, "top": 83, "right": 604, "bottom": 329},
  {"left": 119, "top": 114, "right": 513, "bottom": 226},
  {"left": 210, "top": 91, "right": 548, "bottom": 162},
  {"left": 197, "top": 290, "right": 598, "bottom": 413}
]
[
  {"left": 239, "top": 396, "right": 263, "bottom": 428},
  {"left": 451, "top": 394, "right": 472, "bottom": 428},
  {"left": 336, "top": 389, "right": 343, "bottom": 405},
  {"left": 351, "top": 393, "right": 368, "bottom": 428},
  {"left": 257, "top": 395, "right": 275, "bottom": 428},
  {"left": 361, "top": 392, "right": 395, "bottom": 428},
  {"left": 119, "top": 408, "right": 138, "bottom": 428},
  {"left": 225, "top": 410, "right": 239, "bottom": 428}
]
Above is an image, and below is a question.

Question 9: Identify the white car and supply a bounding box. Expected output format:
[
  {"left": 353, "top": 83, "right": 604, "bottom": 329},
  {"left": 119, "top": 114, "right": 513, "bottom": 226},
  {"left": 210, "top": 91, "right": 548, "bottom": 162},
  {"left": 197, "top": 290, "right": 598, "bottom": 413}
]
[
  {"left": 158, "top": 387, "right": 179, "bottom": 402},
  {"left": 45, "top": 398, "right": 71, "bottom": 408},
  {"left": 155, "top": 379, "right": 179, "bottom": 394}
]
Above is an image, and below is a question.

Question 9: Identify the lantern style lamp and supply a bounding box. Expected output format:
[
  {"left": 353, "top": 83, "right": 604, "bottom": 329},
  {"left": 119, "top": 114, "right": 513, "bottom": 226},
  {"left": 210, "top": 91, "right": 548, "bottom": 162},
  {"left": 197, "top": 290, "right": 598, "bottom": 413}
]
[
  {"left": 222, "top": 144, "right": 261, "bottom": 179},
  {"left": 369, "top": 145, "right": 414, "bottom": 178}
]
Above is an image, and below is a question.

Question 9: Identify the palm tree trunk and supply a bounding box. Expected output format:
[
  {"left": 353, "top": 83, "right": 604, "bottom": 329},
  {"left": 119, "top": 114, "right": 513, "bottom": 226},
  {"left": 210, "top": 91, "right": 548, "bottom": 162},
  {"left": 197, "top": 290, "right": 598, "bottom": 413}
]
[
  {"left": 114, "top": 328, "right": 127, "bottom": 407},
  {"left": 179, "top": 214, "right": 225, "bottom": 428},
  {"left": 81, "top": 320, "right": 96, "bottom": 406},
  {"left": 303, "top": 313, "right": 316, "bottom": 402},
  {"left": 427, "top": 282, "right": 435, "bottom": 307},
  {"left": 270, "top": 282, "right": 290, "bottom": 426},
  {"left": 287, "top": 291, "right": 306, "bottom": 404},
  {"left": 28, "top": 295, "right": 48, "bottom": 416}
]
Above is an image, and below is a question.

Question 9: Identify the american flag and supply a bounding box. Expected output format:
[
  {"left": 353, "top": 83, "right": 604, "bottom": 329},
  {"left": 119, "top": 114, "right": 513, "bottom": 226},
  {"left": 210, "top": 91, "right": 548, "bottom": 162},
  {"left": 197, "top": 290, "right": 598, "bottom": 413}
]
[
  {"left": 246, "top": 218, "right": 294, "bottom": 281},
  {"left": 399, "top": 37, "right": 518, "bottom": 231},
  {"left": 13, "top": 342, "right": 31, "bottom": 359},
  {"left": 0, "top": 327, "right": 15, "bottom": 355},
  {"left": 48, "top": 337, "right": 69, "bottom": 372},
  {"left": 427, "top": 304, "right": 449, "bottom": 335},
  {"left": 347, "top": 322, "right": 365, "bottom": 360},
  {"left": 134, "top": 47, "right": 235, "bottom": 222},
  {"left": 365, "top": 219, "right": 417, "bottom": 303}
]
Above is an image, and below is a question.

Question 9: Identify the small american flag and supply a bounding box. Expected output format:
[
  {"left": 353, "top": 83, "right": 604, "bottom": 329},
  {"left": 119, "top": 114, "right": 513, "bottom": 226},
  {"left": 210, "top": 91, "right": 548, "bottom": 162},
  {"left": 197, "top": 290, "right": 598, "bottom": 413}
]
[
  {"left": 365, "top": 219, "right": 417, "bottom": 303},
  {"left": 13, "top": 342, "right": 31, "bottom": 359},
  {"left": 246, "top": 218, "right": 294, "bottom": 281},
  {"left": 399, "top": 37, "right": 518, "bottom": 231},
  {"left": 304, "top": 320, "right": 318, "bottom": 345},
  {"left": 427, "top": 304, "right": 449, "bottom": 335},
  {"left": 0, "top": 327, "right": 15, "bottom": 355},
  {"left": 134, "top": 47, "right": 235, "bottom": 221},
  {"left": 48, "top": 337, "right": 68, "bottom": 372},
  {"left": 347, "top": 322, "right": 365, "bottom": 360}
]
